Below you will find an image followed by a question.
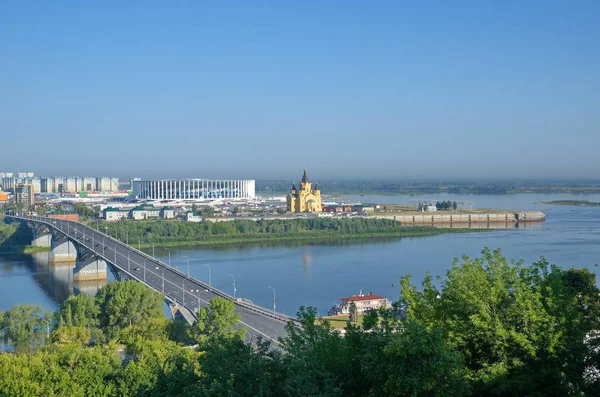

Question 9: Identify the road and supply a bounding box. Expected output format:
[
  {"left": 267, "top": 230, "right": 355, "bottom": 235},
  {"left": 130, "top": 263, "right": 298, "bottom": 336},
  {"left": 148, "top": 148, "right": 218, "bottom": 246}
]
[{"left": 8, "top": 215, "right": 292, "bottom": 346}]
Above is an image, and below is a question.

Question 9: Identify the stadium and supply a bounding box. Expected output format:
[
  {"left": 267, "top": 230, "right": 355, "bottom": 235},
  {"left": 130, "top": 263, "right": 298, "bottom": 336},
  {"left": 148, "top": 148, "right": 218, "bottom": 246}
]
[{"left": 132, "top": 179, "right": 255, "bottom": 200}]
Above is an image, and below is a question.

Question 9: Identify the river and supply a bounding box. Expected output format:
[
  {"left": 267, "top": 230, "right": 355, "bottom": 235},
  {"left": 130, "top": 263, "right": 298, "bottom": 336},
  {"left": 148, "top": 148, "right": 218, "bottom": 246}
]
[{"left": 1, "top": 193, "right": 599, "bottom": 316}]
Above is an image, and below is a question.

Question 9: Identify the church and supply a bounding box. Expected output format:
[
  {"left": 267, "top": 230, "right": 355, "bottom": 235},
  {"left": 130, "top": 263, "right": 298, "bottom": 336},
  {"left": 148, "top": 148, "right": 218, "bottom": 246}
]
[{"left": 287, "top": 169, "right": 322, "bottom": 213}]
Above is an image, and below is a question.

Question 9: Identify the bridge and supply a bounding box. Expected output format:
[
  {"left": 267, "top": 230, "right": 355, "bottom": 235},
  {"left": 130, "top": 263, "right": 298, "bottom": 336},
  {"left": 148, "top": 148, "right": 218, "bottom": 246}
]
[{"left": 5, "top": 215, "right": 292, "bottom": 346}]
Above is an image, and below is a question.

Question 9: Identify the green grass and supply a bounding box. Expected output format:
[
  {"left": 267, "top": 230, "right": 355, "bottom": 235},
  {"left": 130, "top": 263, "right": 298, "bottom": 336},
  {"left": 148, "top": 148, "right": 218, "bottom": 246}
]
[
  {"left": 539, "top": 200, "right": 600, "bottom": 206},
  {"left": 319, "top": 314, "right": 366, "bottom": 329},
  {"left": 0, "top": 245, "right": 50, "bottom": 254}
]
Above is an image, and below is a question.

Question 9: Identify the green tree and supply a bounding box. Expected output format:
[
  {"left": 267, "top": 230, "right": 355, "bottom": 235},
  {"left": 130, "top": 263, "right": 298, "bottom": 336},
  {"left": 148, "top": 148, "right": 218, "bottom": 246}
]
[
  {"left": 453, "top": 201, "right": 457, "bottom": 210},
  {"left": 191, "top": 297, "right": 246, "bottom": 345},
  {"left": 50, "top": 326, "right": 91, "bottom": 347},
  {"left": 400, "top": 248, "right": 600, "bottom": 395},
  {"left": 0, "top": 304, "right": 51, "bottom": 352},
  {"left": 96, "top": 281, "right": 164, "bottom": 339},
  {"left": 57, "top": 294, "right": 99, "bottom": 329}
]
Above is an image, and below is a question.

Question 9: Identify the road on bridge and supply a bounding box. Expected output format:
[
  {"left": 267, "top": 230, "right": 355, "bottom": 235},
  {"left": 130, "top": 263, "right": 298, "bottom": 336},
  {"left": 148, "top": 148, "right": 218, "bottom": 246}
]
[{"left": 8, "top": 215, "right": 293, "bottom": 346}]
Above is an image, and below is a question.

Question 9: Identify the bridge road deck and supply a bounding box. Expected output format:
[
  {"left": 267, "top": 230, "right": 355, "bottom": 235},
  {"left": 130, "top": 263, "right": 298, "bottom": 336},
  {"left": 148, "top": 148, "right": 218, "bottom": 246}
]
[{"left": 7, "top": 215, "right": 293, "bottom": 346}]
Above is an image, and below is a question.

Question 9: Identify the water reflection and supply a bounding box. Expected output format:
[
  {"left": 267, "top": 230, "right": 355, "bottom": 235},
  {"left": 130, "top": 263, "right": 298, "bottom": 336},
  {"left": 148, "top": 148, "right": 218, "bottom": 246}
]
[
  {"left": 302, "top": 247, "right": 312, "bottom": 279},
  {"left": 0, "top": 252, "right": 106, "bottom": 311}
]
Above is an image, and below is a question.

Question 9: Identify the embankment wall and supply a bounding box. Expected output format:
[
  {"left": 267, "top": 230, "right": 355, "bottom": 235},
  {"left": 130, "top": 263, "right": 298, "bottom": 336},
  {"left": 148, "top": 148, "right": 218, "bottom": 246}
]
[{"left": 372, "top": 211, "right": 545, "bottom": 224}]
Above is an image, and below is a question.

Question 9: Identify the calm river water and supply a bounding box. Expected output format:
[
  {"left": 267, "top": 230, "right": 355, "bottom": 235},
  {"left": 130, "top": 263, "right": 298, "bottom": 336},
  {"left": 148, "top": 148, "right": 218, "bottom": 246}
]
[{"left": 2, "top": 193, "right": 599, "bottom": 316}]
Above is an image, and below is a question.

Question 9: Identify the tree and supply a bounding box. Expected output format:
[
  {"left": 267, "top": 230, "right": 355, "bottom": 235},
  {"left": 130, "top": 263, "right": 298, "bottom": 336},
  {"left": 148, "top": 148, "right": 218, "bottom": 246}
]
[
  {"left": 201, "top": 207, "right": 215, "bottom": 218},
  {"left": 400, "top": 248, "right": 600, "bottom": 395},
  {"left": 56, "top": 294, "right": 99, "bottom": 329},
  {"left": 0, "top": 304, "right": 51, "bottom": 352},
  {"left": 348, "top": 302, "right": 358, "bottom": 323},
  {"left": 191, "top": 297, "right": 246, "bottom": 345},
  {"left": 50, "top": 326, "right": 91, "bottom": 347},
  {"left": 453, "top": 201, "right": 457, "bottom": 210},
  {"left": 95, "top": 281, "right": 164, "bottom": 339},
  {"left": 382, "top": 321, "right": 469, "bottom": 396}
]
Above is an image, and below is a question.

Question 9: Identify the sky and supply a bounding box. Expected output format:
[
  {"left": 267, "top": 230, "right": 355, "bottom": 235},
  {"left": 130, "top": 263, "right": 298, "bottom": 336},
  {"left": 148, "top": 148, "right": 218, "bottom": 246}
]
[{"left": 1, "top": 1, "right": 599, "bottom": 181}]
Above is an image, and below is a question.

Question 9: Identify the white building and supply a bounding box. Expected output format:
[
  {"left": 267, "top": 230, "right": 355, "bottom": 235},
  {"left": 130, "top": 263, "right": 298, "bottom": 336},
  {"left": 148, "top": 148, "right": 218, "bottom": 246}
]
[
  {"left": 186, "top": 212, "right": 203, "bottom": 222},
  {"left": 65, "top": 177, "right": 77, "bottom": 192},
  {"left": 30, "top": 177, "right": 42, "bottom": 194},
  {"left": 132, "top": 179, "right": 256, "bottom": 200},
  {"left": 339, "top": 292, "right": 390, "bottom": 314},
  {"left": 103, "top": 206, "right": 175, "bottom": 221},
  {"left": 103, "top": 208, "right": 131, "bottom": 221}
]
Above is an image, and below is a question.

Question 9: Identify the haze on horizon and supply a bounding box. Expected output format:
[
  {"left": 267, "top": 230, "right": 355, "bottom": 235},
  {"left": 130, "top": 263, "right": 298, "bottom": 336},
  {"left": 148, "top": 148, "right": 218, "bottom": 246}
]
[{"left": 1, "top": 2, "right": 599, "bottom": 181}]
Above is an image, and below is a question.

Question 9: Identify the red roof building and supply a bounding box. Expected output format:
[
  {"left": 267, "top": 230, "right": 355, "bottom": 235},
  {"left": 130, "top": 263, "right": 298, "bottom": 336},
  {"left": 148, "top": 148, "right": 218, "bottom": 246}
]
[{"left": 339, "top": 292, "right": 390, "bottom": 314}]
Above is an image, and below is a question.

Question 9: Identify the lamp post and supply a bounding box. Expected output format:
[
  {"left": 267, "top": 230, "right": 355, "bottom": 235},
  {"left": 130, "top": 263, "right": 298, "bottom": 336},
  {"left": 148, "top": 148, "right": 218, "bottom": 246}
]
[
  {"left": 104, "top": 226, "right": 108, "bottom": 237},
  {"left": 138, "top": 237, "right": 141, "bottom": 250},
  {"left": 165, "top": 248, "right": 171, "bottom": 267},
  {"left": 183, "top": 255, "right": 190, "bottom": 277},
  {"left": 229, "top": 274, "right": 236, "bottom": 300},
  {"left": 204, "top": 264, "right": 212, "bottom": 289},
  {"left": 268, "top": 286, "right": 276, "bottom": 315}
]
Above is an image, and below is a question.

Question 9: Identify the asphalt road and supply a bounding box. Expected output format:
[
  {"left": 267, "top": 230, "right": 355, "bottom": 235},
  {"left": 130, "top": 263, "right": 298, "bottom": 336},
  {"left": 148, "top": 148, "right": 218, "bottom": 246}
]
[{"left": 10, "top": 215, "right": 292, "bottom": 346}]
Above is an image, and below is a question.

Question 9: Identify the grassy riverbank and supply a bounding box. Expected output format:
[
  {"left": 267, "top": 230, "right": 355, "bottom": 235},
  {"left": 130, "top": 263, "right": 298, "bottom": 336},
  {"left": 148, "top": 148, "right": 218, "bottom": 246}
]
[
  {"left": 539, "top": 200, "right": 600, "bottom": 206},
  {"left": 92, "top": 217, "right": 490, "bottom": 249},
  {"left": 0, "top": 245, "right": 50, "bottom": 254},
  {"left": 127, "top": 227, "right": 487, "bottom": 249}
]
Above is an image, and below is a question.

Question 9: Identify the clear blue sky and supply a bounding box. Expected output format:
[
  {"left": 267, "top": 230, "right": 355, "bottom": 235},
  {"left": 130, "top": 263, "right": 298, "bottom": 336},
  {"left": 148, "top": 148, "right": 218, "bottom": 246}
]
[{"left": 1, "top": 1, "right": 599, "bottom": 181}]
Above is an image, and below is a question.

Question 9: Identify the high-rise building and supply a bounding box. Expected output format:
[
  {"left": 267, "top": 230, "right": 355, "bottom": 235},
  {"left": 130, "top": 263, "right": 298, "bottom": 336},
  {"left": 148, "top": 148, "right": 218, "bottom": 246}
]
[
  {"left": 110, "top": 178, "right": 120, "bottom": 192},
  {"left": 96, "top": 177, "right": 111, "bottom": 192},
  {"left": 30, "top": 177, "right": 41, "bottom": 194},
  {"left": 65, "top": 177, "right": 77, "bottom": 192},
  {"left": 15, "top": 184, "right": 35, "bottom": 207},
  {"left": 83, "top": 177, "right": 96, "bottom": 192}
]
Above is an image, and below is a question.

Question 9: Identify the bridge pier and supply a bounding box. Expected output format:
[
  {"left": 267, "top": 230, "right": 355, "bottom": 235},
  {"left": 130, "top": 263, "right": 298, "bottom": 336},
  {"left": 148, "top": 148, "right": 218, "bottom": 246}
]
[
  {"left": 74, "top": 251, "right": 107, "bottom": 281},
  {"left": 49, "top": 233, "right": 77, "bottom": 263},
  {"left": 32, "top": 232, "right": 51, "bottom": 248}
]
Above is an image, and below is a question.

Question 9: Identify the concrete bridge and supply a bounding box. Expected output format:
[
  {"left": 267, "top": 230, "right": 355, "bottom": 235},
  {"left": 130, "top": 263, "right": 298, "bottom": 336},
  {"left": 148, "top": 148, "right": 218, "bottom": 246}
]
[{"left": 6, "top": 215, "right": 293, "bottom": 346}]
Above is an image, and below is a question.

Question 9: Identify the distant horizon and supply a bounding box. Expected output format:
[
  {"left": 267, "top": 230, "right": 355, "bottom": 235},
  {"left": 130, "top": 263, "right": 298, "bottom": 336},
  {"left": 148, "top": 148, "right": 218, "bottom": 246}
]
[{"left": 4, "top": 168, "right": 600, "bottom": 186}]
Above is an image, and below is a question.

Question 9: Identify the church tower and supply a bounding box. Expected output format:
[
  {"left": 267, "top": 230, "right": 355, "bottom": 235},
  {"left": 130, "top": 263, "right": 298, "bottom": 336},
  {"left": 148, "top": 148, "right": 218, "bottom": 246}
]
[{"left": 287, "top": 169, "right": 322, "bottom": 213}]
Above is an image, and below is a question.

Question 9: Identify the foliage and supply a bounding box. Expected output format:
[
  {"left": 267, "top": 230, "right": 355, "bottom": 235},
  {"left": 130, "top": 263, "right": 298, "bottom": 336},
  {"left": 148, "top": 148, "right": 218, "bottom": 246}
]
[
  {"left": 0, "top": 219, "right": 34, "bottom": 252},
  {"left": 74, "top": 202, "right": 96, "bottom": 219},
  {"left": 0, "top": 304, "right": 51, "bottom": 352},
  {"left": 95, "top": 217, "right": 449, "bottom": 247},
  {"left": 96, "top": 280, "right": 164, "bottom": 339},
  {"left": 191, "top": 297, "right": 246, "bottom": 345},
  {"left": 400, "top": 247, "right": 600, "bottom": 396}
]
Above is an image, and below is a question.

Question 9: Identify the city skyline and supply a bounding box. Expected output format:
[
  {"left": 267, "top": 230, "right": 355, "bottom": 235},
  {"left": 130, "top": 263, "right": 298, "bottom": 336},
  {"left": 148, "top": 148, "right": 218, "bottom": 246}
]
[{"left": 2, "top": 2, "right": 599, "bottom": 180}]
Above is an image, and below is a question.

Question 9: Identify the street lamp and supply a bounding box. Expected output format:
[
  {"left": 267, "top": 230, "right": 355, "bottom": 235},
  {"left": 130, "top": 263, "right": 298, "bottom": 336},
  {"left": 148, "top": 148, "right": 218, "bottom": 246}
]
[
  {"left": 229, "top": 274, "right": 236, "bottom": 300},
  {"left": 104, "top": 226, "right": 108, "bottom": 237},
  {"left": 165, "top": 248, "right": 171, "bottom": 267},
  {"left": 183, "top": 255, "right": 190, "bottom": 277},
  {"left": 268, "top": 286, "right": 276, "bottom": 315},
  {"left": 204, "top": 264, "right": 212, "bottom": 289},
  {"left": 138, "top": 236, "right": 141, "bottom": 250}
]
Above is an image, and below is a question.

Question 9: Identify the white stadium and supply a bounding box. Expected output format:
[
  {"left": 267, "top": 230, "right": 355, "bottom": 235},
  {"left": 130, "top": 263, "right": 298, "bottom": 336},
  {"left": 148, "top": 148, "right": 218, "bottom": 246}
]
[{"left": 132, "top": 179, "right": 255, "bottom": 201}]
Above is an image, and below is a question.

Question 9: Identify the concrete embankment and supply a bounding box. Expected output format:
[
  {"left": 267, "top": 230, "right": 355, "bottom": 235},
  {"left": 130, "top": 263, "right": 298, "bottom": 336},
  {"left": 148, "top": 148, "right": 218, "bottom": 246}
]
[{"left": 371, "top": 211, "right": 545, "bottom": 225}]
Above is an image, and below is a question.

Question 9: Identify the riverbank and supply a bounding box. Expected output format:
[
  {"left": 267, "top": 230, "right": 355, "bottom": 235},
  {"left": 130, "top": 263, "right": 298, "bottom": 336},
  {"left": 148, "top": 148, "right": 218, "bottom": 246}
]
[
  {"left": 539, "top": 200, "right": 600, "bottom": 206},
  {"left": 0, "top": 245, "right": 50, "bottom": 254},
  {"left": 133, "top": 227, "right": 488, "bottom": 249}
]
